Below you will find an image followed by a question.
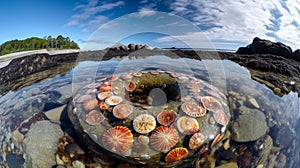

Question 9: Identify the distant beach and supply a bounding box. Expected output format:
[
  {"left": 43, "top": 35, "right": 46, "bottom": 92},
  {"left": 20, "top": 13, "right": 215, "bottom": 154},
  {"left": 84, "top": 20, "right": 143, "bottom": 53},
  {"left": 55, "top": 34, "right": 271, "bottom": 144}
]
[{"left": 0, "top": 49, "right": 79, "bottom": 68}]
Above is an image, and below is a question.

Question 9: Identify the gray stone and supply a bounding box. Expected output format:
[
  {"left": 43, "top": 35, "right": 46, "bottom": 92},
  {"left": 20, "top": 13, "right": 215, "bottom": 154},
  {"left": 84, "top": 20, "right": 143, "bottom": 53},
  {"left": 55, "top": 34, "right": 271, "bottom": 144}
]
[
  {"left": 245, "top": 96, "right": 260, "bottom": 109},
  {"left": 135, "top": 44, "right": 142, "bottom": 50},
  {"left": 141, "top": 45, "right": 153, "bottom": 50},
  {"left": 21, "top": 87, "right": 41, "bottom": 98},
  {"left": 13, "top": 94, "right": 48, "bottom": 119},
  {"left": 6, "top": 153, "right": 24, "bottom": 168},
  {"left": 251, "top": 135, "right": 273, "bottom": 167},
  {"left": 216, "top": 162, "right": 238, "bottom": 168},
  {"left": 53, "top": 84, "right": 72, "bottom": 104},
  {"left": 231, "top": 109, "right": 268, "bottom": 142},
  {"left": 119, "top": 45, "right": 129, "bottom": 51},
  {"left": 23, "top": 121, "right": 64, "bottom": 168},
  {"left": 128, "top": 43, "right": 136, "bottom": 50},
  {"left": 45, "top": 105, "right": 66, "bottom": 121}
]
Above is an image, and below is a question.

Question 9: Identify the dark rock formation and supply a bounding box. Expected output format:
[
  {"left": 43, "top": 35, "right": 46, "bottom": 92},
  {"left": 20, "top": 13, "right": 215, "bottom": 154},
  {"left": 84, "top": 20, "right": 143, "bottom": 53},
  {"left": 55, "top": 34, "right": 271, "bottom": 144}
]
[
  {"left": 0, "top": 52, "right": 79, "bottom": 85},
  {"left": 236, "top": 37, "right": 293, "bottom": 58},
  {"left": 108, "top": 44, "right": 153, "bottom": 51},
  {"left": 293, "top": 49, "right": 300, "bottom": 62}
]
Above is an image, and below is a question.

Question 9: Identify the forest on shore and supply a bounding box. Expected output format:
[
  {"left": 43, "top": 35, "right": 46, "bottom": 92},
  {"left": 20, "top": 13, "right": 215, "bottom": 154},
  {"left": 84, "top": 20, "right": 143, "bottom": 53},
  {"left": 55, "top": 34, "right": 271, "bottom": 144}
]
[{"left": 0, "top": 35, "right": 79, "bottom": 56}]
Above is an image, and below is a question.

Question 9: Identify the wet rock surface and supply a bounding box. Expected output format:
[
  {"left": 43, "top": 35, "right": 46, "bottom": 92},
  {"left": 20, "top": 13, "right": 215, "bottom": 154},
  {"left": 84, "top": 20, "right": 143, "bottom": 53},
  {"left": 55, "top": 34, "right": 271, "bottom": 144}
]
[
  {"left": 23, "top": 121, "right": 64, "bottom": 168},
  {"left": 251, "top": 135, "right": 273, "bottom": 167},
  {"left": 231, "top": 109, "right": 268, "bottom": 142}
]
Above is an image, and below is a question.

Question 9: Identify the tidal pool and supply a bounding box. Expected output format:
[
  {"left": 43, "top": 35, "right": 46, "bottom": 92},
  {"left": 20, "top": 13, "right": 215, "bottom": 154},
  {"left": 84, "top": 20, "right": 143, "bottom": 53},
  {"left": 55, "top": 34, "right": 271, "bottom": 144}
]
[{"left": 0, "top": 54, "right": 299, "bottom": 167}]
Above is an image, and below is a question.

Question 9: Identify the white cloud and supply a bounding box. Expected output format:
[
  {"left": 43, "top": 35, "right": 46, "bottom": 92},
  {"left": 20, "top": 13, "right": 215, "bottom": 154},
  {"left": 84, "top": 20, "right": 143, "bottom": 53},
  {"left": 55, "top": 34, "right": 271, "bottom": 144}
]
[
  {"left": 136, "top": 8, "right": 156, "bottom": 18},
  {"left": 155, "top": 32, "right": 216, "bottom": 48},
  {"left": 156, "top": 21, "right": 188, "bottom": 28},
  {"left": 169, "top": 0, "right": 300, "bottom": 50},
  {"left": 65, "top": 0, "right": 125, "bottom": 32}
]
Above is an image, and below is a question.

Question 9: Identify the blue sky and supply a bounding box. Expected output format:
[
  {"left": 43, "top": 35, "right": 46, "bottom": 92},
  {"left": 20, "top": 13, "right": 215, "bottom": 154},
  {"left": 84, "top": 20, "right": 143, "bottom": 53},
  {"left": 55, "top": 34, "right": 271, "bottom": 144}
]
[{"left": 0, "top": 0, "right": 300, "bottom": 50}]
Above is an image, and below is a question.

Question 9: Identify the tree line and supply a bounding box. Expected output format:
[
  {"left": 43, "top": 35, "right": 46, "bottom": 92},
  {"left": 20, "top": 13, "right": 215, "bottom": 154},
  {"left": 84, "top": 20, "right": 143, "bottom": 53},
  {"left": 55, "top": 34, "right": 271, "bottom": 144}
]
[{"left": 0, "top": 35, "right": 80, "bottom": 55}]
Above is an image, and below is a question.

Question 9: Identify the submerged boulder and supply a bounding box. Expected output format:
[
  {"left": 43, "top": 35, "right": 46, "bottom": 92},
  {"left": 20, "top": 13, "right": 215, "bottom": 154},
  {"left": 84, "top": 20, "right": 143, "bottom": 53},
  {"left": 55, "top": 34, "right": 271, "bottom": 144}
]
[
  {"left": 23, "top": 121, "right": 63, "bottom": 168},
  {"left": 231, "top": 109, "right": 268, "bottom": 142}
]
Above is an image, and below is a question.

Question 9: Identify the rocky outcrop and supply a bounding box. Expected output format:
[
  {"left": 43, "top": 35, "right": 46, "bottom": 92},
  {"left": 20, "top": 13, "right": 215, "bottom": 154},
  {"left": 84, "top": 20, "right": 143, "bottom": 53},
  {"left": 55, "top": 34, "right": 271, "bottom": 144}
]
[
  {"left": 293, "top": 49, "right": 300, "bottom": 61},
  {"left": 108, "top": 43, "right": 153, "bottom": 51},
  {"left": 236, "top": 37, "right": 293, "bottom": 58},
  {"left": 0, "top": 52, "right": 79, "bottom": 85}
]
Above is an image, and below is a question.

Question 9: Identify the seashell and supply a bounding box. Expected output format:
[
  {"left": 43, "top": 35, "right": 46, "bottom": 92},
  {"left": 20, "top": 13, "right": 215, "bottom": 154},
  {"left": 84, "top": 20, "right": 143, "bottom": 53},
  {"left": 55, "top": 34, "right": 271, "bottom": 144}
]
[
  {"left": 82, "top": 98, "right": 99, "bottom": 111},
  {"left": 112, "top": 104, "right": 133, "bottom": 119},
  {"left": 213, "top": 110, "right": 228, "bottom": 126},
  {"left": 189, "top": 132, "right": 205, "bottom": 149},
  {"left": 125, "top": 81, "right": 136, "bottom": 92},
  {"left": 76, "top": 95, "right": 93, "bottom": 103},
  {"left": 150, "top": 70, "right": 159, "bottom": 75},
  {"left": 150, "top": 126, "right": 179, "bottom": 152},
  {"left": 133, "top": 72, "right": 142, "bottom": 77},
  {"left": 201, "top": 96, "right": 223, "bottom": 112},
  {"left": 156, "top": 110, "right": 177, "bottom": 126},
  {"left": 176, "top": 116, "right": 199, "bottom": 135},
  {"left": 137, "top": 135, "right": 150, "bottom": 145},
  {"left": 165, "top": 147, "right": 189, "bottom": 163},
  {"left": 169, "top": 73, "right": 180, "bottom": 78},
  {"left": 181, "top": 101, "right": 206, "bottom": 117},
  {"left": 85, "top": 110, "right": 104, "bottom": 125},
  {"left": 97, "top": 91, "right": 112, "bottom": 100},
  {"left": 133, "top": 114, "right": 156, "bottom": 134},
  {"left": 102, "top": 126, "right": 133, "bottom": 153},
  {"left": 105, "top": 95, "right": 123, "bottom": 106}
]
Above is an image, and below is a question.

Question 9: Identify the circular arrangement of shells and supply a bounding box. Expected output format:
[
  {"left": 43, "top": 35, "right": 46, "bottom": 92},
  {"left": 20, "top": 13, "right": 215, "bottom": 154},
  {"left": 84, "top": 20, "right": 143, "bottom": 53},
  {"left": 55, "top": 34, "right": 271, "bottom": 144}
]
[{"left": 70, "top": 69, "right": 230, "bottom": 164}]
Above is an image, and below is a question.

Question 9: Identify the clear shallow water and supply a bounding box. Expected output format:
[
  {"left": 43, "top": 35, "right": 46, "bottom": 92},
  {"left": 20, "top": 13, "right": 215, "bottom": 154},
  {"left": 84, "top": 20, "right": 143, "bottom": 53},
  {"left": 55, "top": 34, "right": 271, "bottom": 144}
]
[{"left": 0, "top": 55, "right": 299, "bottom": 167}]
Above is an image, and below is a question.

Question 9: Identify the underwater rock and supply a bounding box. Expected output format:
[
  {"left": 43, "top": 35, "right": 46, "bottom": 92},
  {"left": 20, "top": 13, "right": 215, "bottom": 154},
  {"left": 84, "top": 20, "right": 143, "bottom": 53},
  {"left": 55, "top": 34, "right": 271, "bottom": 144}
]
[
  {"left": 44, "top": 105, "right": 66, "bottom": 121},
  {"left": 12, "top": 94, "right": 48, "bottom": 119},
  {"left": 6, "top": 153, "right": 25, "bottom": 168},
  {"left": 231, "top": 109, "right": 268, "bottom": 142},
  {"left": 216, "top": 162, "right": 238, "bottom": 168},
  {"left": 251, "top": 135, "right": 273, "bottom": 167},
  {"left": 270, "top": 124, "right": 295, "bottom": 149},
  {"left": 245, "top": 96, "right": 260, "bottom": 109},
  {"left": 23, "top": 121, "right": 63, "bottom": 168}
]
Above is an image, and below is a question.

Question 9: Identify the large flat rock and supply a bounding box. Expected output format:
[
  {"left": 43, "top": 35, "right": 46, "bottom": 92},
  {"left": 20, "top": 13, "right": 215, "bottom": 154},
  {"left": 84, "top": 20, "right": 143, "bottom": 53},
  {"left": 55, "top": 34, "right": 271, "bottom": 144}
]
[
  {"left": 23, "top": 121, "right": 63, "bottom": 168},
  {"left": 231, "top": 109, "right": 268, "bottom": 142}
]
